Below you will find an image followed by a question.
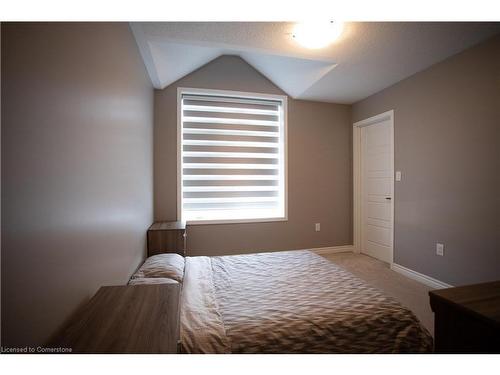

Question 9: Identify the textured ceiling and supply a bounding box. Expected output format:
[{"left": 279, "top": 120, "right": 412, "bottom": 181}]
[{"left": 131, "top": 22, "right": 500, "bottom": 104}]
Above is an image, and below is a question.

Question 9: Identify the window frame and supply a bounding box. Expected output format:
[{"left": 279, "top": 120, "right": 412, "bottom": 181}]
[{"left": 177, "top": 87, "right": 288, "bottom": 225}]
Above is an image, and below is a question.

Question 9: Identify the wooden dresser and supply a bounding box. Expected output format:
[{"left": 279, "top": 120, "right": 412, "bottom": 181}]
[
  {"left": 50, "top": 284, "right": 180, "bottom": 353},
  {"left": 147, "top": 221, "right": 187, "bottom": 256},
  {"left": 429, "top": 281, "right": 500, "bottom": 353}
]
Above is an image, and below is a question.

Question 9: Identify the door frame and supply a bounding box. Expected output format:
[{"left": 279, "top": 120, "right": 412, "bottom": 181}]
[{"left": 353, "top": 110, "right": 394, "bottom": 264}]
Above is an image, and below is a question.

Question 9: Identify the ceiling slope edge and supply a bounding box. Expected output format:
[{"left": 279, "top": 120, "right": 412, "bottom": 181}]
[
  {"left": 130, "top": 23, "right": 162, "bottom": 88},
  {"left": 148, "top": 41, "right": 222, "bottom": 89},
  {"left": 239, "top": 53, "right": 336, "bottom": 98},
  {"left": 131, "top": 23, "right": 338, "bottom": 97}
]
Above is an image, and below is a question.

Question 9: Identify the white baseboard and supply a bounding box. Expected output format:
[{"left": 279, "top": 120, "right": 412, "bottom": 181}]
[
  {"left": 390, "top": 263, "right": 452, "bottom": 289},
  {"left": 309, "top": 245, "right": 355, "bottom": 255}
]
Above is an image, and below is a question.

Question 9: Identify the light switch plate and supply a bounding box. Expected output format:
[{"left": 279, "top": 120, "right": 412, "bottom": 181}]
[
  {"left": 315, "top": 223, "right": 321, "bottom": 232},
  {"left": 395, "top": 171, "right": 402, "bottom": 181}
]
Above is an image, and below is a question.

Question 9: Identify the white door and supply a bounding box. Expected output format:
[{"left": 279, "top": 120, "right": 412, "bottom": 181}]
[{"left": 360, "top": 118, "right": 393, "bottom": 263}]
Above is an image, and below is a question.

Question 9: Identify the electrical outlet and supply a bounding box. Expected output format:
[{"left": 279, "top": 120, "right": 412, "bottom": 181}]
[
  {"left": 315, "top": 223, "right": 321, "bottom": 232},
  {"left": 436, "top": 243, "right": 444, "bottom": 256},
  {"left": 395, "top": 171, "right": 402, "bottom": 181}
]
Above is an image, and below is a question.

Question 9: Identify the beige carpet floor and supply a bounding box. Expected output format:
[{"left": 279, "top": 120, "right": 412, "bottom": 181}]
[{"left": 321, "top": 252, "right": 434, "bottom": 336}]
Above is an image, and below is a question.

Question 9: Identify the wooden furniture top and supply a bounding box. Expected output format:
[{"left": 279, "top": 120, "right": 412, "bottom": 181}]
[
  {"left": 429, "top": 280, "right": 500, "bottom": 327},
  {"left": 51, "top": 284, "right": 180, "bottom": 354},
  {"left": 149, "top": 221, "right": 186, "bottom": 231}
]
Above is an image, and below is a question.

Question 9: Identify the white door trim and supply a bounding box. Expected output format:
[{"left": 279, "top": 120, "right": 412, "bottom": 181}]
[{"left": 353, "top": 110, "right": 395, "bottom": 264}]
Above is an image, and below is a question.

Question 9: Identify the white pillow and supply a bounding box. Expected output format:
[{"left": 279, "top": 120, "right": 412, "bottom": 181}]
[
  {"left": 132, "top": 253, "right": 185, "bottom": 283},
  {"left": 128, "top": 277, "right": 179, "bottom": 285}
]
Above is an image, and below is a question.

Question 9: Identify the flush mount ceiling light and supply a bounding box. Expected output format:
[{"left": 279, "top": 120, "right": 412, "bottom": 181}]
[{"left": 292, "top": 21, "right": 344, "bottom": 49}]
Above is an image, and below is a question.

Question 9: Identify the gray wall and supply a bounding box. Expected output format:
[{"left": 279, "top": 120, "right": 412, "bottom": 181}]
[
  {"left": 155, "top": 56, "right": 352, "bottom": 256},
  {"left": 352, "top": 34, "right": 500, "bottom": 286},
  {"left": 1, "top": 23, "right": 154, "bottom": 347}
]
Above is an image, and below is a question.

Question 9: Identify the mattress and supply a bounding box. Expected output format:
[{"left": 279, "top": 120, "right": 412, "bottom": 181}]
[{"left": 180, "top": 250, "right": 433, "bottom": 353}]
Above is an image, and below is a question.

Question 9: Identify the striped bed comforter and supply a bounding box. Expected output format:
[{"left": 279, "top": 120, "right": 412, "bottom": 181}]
[{"left": 180, "top": 250, "right": 433, "bottom": 353}]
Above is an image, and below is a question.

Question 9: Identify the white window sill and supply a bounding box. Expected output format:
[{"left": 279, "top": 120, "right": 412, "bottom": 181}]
[{"left": 185, "top": 216, "right": 288, "bottom": 226}]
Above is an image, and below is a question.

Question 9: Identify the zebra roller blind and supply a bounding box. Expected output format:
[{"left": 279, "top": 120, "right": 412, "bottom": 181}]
[{"left": 179, "top": 89, "right": 287, "bottom": 222}]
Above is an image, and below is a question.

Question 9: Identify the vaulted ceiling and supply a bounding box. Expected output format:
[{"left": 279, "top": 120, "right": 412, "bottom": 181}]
[{"left": 131, "top": 22, "right": 500, "bottom": 104}]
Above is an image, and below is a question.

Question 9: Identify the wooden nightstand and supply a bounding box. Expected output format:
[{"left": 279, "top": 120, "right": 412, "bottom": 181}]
[
  {"left": 50, "top": 284, "right": 180, "bottom": 353},
  {"left": 429, "top": 281, "right": 500, "bottom": 353},
  {"left": 147, "top": 221, "right": 187, "bottom": 256}
]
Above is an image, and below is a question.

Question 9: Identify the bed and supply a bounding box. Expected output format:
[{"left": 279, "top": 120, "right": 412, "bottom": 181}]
[{"left": 130, "top": 250, "right": 433, "bottom": 354}]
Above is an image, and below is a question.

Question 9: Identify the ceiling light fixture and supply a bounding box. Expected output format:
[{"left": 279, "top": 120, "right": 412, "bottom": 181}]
[{"left": 292, "top": 21, "right": 344, "bottom": 49}]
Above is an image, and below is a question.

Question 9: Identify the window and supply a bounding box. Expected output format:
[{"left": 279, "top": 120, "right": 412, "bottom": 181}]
[{"left": 178, "top": 88, "right": 287, "bottom": 224}]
